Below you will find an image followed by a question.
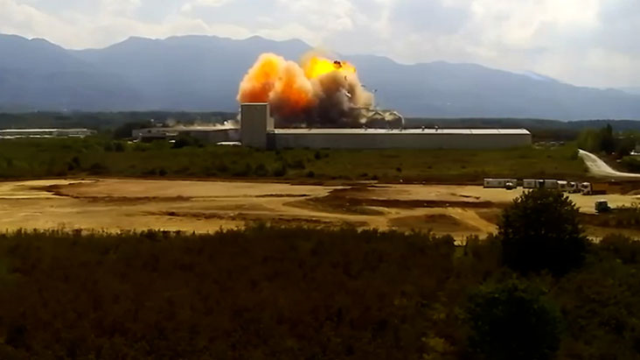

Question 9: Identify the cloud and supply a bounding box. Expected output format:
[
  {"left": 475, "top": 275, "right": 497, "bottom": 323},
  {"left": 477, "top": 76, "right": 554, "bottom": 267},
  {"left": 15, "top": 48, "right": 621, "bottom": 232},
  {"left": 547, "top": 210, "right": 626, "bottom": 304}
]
[{"left": 1, "top": 0, "right": 639, "bottom": 87}]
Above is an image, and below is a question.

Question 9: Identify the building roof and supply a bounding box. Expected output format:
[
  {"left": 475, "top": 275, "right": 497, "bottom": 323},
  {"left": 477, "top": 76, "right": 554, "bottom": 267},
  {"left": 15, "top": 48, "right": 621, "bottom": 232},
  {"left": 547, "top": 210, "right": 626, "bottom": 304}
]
[
  {"left": 272, "top": 128, "right": 531, "bottom": 135},
  {"left": 136, "top": 127, "right": 237, "bottom": 133},
  {"left": 0, "top": 128, "right": 94, "bottom": 133}
]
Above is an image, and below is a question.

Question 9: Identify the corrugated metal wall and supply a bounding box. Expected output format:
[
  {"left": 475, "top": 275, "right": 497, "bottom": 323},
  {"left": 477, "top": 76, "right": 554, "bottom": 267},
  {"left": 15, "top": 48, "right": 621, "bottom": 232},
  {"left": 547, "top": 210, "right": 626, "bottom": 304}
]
[{"left": 272, "top": 133, "right": 532, "bottom": 149}]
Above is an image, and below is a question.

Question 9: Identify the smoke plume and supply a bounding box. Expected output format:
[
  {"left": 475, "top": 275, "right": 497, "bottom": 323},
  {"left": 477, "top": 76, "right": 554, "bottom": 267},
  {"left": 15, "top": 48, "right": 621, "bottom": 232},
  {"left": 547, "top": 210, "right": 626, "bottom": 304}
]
[{"left": 237, "top": 52, "right": 377, "bottom": 128}]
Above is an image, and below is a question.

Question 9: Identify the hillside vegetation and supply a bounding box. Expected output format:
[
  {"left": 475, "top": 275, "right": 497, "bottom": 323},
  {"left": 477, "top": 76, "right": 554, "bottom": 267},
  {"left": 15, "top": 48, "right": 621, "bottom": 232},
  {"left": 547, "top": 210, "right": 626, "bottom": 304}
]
[
  {"left": 0, "top": 137, "right": 586, "bottom": 182},
  {"left": 0, "top": 226, "right": 636, "bottom": 359}
]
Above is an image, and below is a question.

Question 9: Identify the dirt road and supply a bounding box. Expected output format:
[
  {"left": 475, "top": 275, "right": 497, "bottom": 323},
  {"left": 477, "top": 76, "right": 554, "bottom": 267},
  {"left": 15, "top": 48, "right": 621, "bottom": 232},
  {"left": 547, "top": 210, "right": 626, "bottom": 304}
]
[
  {"left": 579, "top": 149, "right": 640, "bottom": 179},
  {"left": 0, "top": 178, "right": 638, "bottom": 239}
]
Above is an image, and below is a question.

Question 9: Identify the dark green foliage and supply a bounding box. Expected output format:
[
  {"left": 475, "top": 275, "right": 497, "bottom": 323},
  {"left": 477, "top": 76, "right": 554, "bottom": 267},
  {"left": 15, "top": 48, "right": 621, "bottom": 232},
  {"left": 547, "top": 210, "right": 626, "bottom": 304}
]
[
  {"left": 0, "top": 227, "right": 458, "bottom": 359},
  {"left": 553, "top": 235, "right": 640, "bottom": 358},
  {"left": 272, "top": 163, "right": 288, "bottom": 177},
  {"left": 577, "top": 124, "right": 640, "bottom": 160},
  {"left": 0, "top": 227, "right": 636, "bottom": 358},
  {"left": 0, "top": 137, "right": 585, "bottom": 182},
  {"left": 254, "top": 163, "right": 269, "bottom": 177},
  {"left": 465, "top": 281, "right": 562, "bottom": 360},
  {"left": 600, "top": 124, "right": 616, "bottom": 154},
  {"left": 172, "top": 135, "right": 202, "bottom": 149},
  {"left": 499, "top": 189, "right": 588, "bottom": 277},
  {"left": 619, "top": 156, "right": 640, "bottom": 173}
]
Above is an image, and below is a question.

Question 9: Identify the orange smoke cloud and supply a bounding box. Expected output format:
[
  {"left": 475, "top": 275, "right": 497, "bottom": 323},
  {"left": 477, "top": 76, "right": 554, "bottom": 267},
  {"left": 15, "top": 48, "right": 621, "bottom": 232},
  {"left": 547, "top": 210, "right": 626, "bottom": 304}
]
[{"left": 237, "top": 52, "right": 374, "bottom": 127}]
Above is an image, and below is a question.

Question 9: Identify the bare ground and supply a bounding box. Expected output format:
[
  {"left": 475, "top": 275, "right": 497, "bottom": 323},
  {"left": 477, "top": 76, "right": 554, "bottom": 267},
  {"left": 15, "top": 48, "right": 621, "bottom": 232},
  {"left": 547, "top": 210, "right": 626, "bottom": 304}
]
[{"left": 0, "top": 178, "right": 638, "bottom": 239}]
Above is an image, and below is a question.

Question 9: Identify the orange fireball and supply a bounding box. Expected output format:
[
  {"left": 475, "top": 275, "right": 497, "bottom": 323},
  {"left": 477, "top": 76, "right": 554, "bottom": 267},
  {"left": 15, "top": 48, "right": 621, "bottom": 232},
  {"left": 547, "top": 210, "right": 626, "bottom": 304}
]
[
  {"left": 237, "top": 51, "right": 373, "bottom": 126},
  {"left": 303, "top": 56, "right": 356, "bottom": 79}
]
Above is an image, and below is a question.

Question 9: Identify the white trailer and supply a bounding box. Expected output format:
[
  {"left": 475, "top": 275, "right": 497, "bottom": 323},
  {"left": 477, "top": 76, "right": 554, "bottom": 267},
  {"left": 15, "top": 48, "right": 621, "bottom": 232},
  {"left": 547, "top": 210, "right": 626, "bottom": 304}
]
[
  {"left": 523, "top": 179, "right": 543, "bottom": 189},
  {"left": 484, "top": 179, "right": 506, "bottom": 188},
  {"left": 543, "top": 180, "right": 559, "bottom": 190},
  {"left": 484, "top": 179, "right": 518, "bottom": 189}
]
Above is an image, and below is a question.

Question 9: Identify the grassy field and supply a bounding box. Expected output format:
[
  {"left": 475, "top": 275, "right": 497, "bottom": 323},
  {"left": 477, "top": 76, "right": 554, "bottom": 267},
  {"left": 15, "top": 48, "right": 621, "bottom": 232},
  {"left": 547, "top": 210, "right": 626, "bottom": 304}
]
[
  {"left": 0, "top": 227, "right": 637, "bottom": 358},
  {"left": 0, "top": 137, "right": 587, "bottom": 182}
]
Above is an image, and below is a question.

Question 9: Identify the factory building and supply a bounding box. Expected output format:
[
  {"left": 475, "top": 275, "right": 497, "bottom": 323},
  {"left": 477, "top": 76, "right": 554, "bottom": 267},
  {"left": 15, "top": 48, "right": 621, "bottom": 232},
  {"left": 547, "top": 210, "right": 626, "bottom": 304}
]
[
  {"left": 0, "top": 128, "right": 96, "bottom": 139},
  {"left": 240, "top": 103, "right": 532, "bottom": 150}
]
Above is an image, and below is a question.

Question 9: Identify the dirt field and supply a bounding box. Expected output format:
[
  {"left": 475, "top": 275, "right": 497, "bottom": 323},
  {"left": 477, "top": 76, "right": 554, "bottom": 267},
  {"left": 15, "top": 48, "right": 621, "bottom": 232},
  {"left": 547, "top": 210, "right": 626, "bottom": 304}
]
[{"left": 0, "top": 178, "right": 638, "bottom": 239}]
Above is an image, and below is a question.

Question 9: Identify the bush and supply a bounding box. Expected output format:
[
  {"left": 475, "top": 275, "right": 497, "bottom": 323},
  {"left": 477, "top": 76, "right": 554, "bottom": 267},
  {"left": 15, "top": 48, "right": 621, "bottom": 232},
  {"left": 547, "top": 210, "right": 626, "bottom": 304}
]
[
  {"left": 172, "top": 135, "right": 201, "bottom": 149},
  {"left": 465, "top": 281, "right": 562, "bottom": 360},
  {"left": 499, "top": 188, "right": 588, "bottom": 277},
  {"left": 254, "top": 163, "right": 269, "bottom": 177},
  {"left": 87, "top": 162, "right": 108, "bottom": 175},
  {"left": 232, "top": 163, "right": 253, "bottom": 177},
  {"left": 272, "top": 164, "right": 288, "bottom": 177},
  {"left": 595, "top": 234, "right": 640, "bottom": 264}
]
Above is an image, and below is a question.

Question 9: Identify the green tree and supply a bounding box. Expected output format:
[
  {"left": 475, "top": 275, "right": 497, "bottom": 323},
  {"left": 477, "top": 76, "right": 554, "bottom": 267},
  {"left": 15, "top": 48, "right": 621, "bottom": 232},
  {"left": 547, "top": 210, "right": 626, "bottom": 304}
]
[
  {"left": 576, "top": 128, "right": 600, "bottom": 152},
  {"left": 465, "top": 281, "right": 563, "bottom": 360},
  {"left": 499, "top": 188, "right": 588, "bottom": 277},
  {"left": 599, "top": 124, "right": 615, "bottom": 154}
]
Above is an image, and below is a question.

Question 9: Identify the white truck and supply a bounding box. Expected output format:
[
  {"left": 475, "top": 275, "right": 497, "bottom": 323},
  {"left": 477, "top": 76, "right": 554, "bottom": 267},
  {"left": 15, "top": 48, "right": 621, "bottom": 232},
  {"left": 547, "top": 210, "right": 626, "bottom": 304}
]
[
  {"left": 558, "top": 181, "right": 573, "bottom": 192},
  {"left": 524, "top": 179, "right": 579, "bottom": 192},
  {"left": 580, "top": 182, "right": 608, "bottom": 195}
]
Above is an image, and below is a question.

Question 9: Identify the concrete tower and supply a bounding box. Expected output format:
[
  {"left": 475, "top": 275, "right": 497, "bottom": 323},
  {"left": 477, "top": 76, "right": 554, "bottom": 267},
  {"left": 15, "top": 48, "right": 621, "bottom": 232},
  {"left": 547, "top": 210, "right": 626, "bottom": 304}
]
[{"left": 241, "top": 103, "right": 273, "bottom": 149}]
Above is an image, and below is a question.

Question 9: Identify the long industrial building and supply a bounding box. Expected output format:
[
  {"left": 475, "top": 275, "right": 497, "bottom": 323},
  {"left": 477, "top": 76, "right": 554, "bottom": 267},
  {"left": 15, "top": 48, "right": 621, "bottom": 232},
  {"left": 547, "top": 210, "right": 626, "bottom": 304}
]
[
  {"left": 241, "top": 103, "right": 532, "bottom": 150},
  {"left": 0, "top": 128, "right": 96, "bottom": 139}
]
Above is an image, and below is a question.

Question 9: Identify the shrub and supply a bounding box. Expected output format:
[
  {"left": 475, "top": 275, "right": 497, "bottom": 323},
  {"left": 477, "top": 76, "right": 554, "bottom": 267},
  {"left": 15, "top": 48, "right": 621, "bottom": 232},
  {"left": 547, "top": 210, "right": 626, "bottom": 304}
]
[
  {"left": 272, "top": 164, "right": 288, "bottom": 177},
  {"left": 87, "top": 162, "right": 108, "bottom": 175},
  {"left": 499, "top": 188, "right": 588, "bottom": 277},
  {"left": 465, "top": 281, "right": 562, "bottom": 360},
  {"left": 254, "top": 163, "right": 269, "bottom": 177},
  {"left": 172, "top": 135, "right": 201, "bottom": 149},
  {"left": 232, "top": 163, "right": 253, "bottom": 177},
  {"left": 113, "top": 141, "right": 126, "bottom": 152},
  {"left": 288, "top": 159, "right": 306, "bottom": 170},
  {"left": 596, "top": 234, "right": 640, "bottom": 264}
]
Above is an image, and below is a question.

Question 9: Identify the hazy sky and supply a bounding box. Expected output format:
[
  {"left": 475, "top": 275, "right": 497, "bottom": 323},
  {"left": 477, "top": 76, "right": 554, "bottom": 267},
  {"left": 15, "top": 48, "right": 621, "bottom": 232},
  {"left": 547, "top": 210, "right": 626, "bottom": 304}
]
[{"left": 1, "top": 0, "right": 638, "bottom": 88}]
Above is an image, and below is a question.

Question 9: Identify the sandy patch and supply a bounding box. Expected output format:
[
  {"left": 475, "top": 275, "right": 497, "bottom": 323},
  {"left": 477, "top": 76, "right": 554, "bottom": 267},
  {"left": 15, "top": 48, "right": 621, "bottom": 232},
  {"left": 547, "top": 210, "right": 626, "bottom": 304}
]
[{"left": 0, "top": 178, "right": 635, "bottom": 239}]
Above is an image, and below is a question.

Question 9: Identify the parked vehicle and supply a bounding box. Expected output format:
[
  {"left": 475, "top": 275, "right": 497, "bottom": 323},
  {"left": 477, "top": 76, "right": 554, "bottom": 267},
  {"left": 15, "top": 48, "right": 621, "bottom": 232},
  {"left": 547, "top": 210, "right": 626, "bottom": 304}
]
[
  {"left": 542, "top": 180, "right": 559, "bottom": 190},
  {"left": 558, "top": 181, "right": 569, "bottom": 192},
  {"left": 596, "top": 200, "right": 611, "bottom": 213},
  {"left": 523, "top": 179, "right": 540, "bottom": 189},
  {"left": 484, "top": 179, "right": 517, "bottom": 189},
  {"left": 581, "top": 182, "right": 608, "bottom": 195},
  {"left": 568, "top": 182, "right": 580, "bottom": 193}
]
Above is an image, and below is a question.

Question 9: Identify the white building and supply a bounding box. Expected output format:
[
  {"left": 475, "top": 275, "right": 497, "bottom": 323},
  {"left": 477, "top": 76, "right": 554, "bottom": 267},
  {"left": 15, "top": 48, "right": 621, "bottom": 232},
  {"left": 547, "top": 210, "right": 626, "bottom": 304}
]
[
  {"left": 0, "top": 128, "right": 96, "bottom": 139},
  {"left": 240, "top": 103, "right": 532, "bottom": 150}
]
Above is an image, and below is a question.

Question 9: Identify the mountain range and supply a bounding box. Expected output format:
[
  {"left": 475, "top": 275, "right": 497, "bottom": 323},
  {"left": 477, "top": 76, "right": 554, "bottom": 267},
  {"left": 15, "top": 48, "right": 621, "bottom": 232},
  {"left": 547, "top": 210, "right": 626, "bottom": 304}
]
[{"left": 1, "top": 33, "right": 640, "bottom": 120}]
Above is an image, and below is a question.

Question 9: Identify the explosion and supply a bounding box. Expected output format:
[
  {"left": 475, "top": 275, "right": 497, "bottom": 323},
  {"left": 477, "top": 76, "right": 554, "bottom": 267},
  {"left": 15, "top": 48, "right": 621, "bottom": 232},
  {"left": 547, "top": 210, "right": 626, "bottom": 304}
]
[{"left": 237, "top": 52, "right": 375, "bottom": 127}]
